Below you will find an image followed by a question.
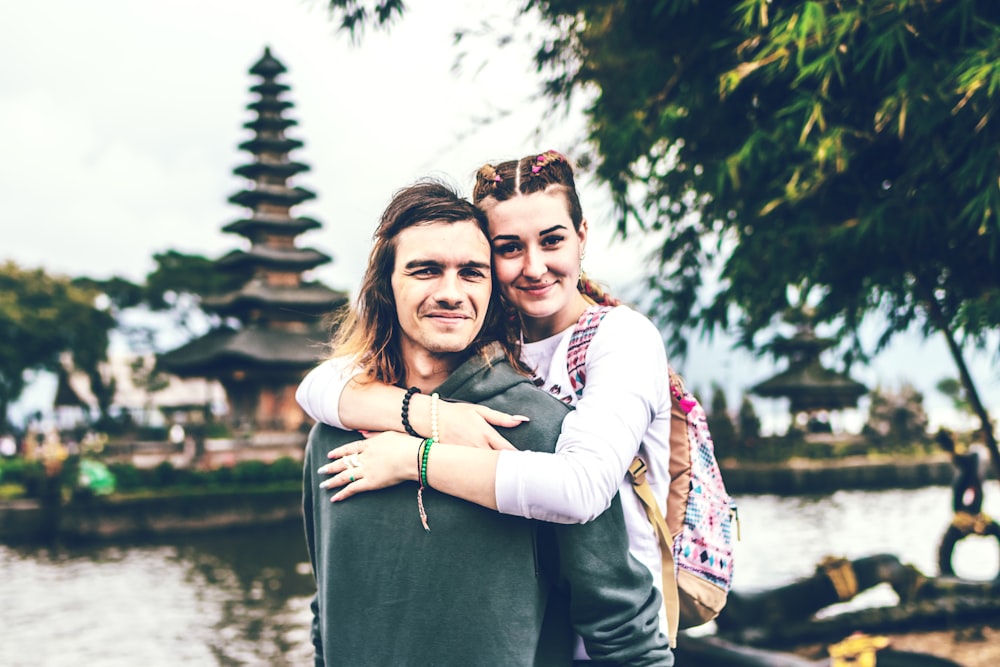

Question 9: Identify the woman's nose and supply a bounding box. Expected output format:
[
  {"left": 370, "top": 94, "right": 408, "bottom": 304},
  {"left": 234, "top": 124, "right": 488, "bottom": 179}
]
[{"left": 522, "top": 247, "right": 546, "bottom": 279}]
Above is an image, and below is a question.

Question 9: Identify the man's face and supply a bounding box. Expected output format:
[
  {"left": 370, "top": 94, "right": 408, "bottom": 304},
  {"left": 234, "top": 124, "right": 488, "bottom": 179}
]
[{"left": 391, "top": 219, "right": 493, "bottom": 364}]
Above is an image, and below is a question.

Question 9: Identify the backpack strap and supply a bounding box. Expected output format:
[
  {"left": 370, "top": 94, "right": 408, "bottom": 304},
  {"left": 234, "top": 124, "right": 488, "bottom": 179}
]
[
  {"left": 566, "top": 305, "right": 614, "bottom": 398},
  {"left": 628, "top": 457, "right": 680, "bottom": 648},
  {"left": 567, "top": 306, "right": 681, "bottom": 647}
]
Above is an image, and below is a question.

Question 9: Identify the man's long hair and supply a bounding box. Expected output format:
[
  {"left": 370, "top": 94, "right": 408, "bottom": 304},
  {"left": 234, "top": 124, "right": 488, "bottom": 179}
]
[{"left": 327, "top": 179, "right": 522, "bottom": 384}]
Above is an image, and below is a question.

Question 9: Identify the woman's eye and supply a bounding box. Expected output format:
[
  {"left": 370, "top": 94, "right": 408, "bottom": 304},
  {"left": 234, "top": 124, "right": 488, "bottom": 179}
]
[
  {"left": 541, "top": 235, "right": 564, "bottom": 247},
  {"left": 494, "top": 243, "right": 520, "bottom": 255}
]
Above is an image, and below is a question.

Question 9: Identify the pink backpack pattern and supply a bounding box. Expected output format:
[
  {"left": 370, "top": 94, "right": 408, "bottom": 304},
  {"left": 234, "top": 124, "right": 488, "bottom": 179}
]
[{"left": 567, "top": 305, "right": 737, "bottom": 646}]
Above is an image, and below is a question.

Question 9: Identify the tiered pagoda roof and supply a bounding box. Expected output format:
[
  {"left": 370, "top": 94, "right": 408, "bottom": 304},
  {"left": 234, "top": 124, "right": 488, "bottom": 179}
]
[
  {"left": 160, "top": 47, "right": 346, "bottom": 398},
  {"left": 157, "top": 326, "right": 329, "bottom": 372},
  {"left": 750, "top": 315, "right": 867, "bottom": 414}
]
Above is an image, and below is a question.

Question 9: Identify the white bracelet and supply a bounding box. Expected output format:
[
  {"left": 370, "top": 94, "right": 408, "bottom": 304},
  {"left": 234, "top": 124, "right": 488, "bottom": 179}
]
[{"left": 430, "top": 392, "right": 440, "bottom": 444}]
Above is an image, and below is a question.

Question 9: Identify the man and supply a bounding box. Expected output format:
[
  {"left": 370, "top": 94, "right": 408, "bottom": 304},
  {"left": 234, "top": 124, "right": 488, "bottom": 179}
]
[{"left": 303, "top": 180, "right": 670, "bottom": 666}]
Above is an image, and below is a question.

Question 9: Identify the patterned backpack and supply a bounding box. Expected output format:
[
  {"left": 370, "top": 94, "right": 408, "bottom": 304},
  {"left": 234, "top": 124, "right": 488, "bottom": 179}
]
[{"left": 567, "top": 305, "right": 737, "bottom": 646}]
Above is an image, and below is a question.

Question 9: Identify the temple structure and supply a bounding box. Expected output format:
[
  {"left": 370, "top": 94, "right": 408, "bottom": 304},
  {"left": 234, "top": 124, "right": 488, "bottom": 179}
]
[
  {"left": 159, "top": 47, "right": 346, "bottom": 434},
  {"left": 750, "top": 310, "right": 868, "bottom": 434}
]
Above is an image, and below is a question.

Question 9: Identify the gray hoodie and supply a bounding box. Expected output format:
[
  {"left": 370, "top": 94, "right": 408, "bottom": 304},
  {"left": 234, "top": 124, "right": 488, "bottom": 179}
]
[{"left": 303, "top": 349, "right": 672, "bottom": 667}]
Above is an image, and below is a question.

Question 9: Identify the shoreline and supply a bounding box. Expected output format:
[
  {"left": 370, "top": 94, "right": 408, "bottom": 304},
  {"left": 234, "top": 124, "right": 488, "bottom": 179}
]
[
  {"left": 0, "top": 453, "right": 973, "bottom": 543},
  {"left": 719, "top": 452, "right": 963, "bottom": 495},
  {"left": 0, "top": 486, "right": 303, "bottom": 544}
]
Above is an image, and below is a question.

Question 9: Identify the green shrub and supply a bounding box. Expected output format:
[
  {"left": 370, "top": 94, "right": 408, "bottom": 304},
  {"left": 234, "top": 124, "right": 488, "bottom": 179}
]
[
  {"left": 137, "top": 426, "right": 169, "bottom": 442},
  {"left": 210, "top": 465, "right": 234, "bottom": 485},
  {"left": 107, "top": 462, "right": 145, "bottom": 491},
  {"left": 203, "top": 421, "right": 232, "bottom": 438},
  {"left": 179, "top": 467, "right": 208, "bottom": 487},
  {"left": 231, "top": 460, "right": 270, "bottom": 484},
  {"left": 151, "top": 461, "right": 178, "bottom": 488},
  {"left": 0, "top": 458, "right": 46, "bottom": 497},
  {"left": 0, "top": 458, "right": 45, "bottom": 485},
  {"left": 53, "top": 456, "right": 302, "bottom": 496},
  {"left": 268, "top": 456, "right": 302, "bottom": 482}
]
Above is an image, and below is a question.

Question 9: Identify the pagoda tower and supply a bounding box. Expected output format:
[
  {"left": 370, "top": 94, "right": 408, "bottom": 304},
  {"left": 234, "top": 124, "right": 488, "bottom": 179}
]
[
  {"left": 750, "top": 308, "right": 867, "bottom": 434},
  {"left": 159, "top": 47, "right": 347, "bottom": 434}
]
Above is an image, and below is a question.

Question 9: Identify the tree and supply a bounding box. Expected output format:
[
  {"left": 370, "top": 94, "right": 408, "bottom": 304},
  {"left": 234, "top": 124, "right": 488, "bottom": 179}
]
[
  {"left": 737, "top": 395, "right": 761, "bottom": 451},
  {"left": 863, "top": 383, "right": 932, "bottom": 450},
  {"left": 66, "top": 251, "right": 250, "bottom": 427},
  {"left": 322, "top": 0, "right": 1000, "bottom": 472},
  {"left": 706, "top": 383, "right": 738, "bottom": 459},
  {"left": 0, "top": 261, "right": 115, "bottom": 429},
  {"left": 936, "top": 376, "right": 979, "bottom": 433},
  {"left": 143, "top": 250, "right": 250, "bottom": 318},
  {"left": 76, "top": 250, "right": 250, "bottom": 346},
  {"left": 0, "top": 251, "right": 248, "bottom": 430}
]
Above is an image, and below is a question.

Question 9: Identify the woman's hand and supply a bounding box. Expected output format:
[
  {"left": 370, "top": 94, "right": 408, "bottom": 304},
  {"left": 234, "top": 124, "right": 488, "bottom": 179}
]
[
  {"left": 436, "top": 402, "right": 525, "bottom": 451},
  {"left": 320, "top": 431, "right": 422, "bottom": 501}
]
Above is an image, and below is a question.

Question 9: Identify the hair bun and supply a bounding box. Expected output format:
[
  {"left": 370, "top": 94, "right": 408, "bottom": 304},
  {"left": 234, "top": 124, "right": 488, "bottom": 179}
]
[
  {"left": 531, "top": 149, "right": 566, "bottom": 174},
  {"left": 479, "top": 164, "right": 502, "bottom": 183}
]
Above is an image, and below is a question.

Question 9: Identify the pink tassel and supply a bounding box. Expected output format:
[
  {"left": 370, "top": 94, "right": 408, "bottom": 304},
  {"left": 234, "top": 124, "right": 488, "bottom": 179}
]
[
  {"left": 418, "top": 488, "right": 430, "bottom": 532},
  {"left": 680, "top": 398, "right": 697, "bottom": 414}
]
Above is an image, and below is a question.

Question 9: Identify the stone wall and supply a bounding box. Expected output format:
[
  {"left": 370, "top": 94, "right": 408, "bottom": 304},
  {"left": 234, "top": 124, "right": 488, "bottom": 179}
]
[
  {"left": 0, "top": 488, "right": 302, "bottom": 543},
  {"left": 721, "top": 456, "right": 957, "bottom": 495}
]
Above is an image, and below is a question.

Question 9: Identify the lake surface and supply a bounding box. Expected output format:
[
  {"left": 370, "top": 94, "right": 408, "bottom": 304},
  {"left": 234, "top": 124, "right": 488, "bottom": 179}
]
[{"left": 2, "top": 482, "right": 998, "bottom": 666}]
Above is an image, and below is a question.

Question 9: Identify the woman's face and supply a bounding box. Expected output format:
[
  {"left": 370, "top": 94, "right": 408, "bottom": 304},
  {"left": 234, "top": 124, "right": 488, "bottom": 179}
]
[{"left": 486, "top": 190, "right": 589, "bottom": 341}]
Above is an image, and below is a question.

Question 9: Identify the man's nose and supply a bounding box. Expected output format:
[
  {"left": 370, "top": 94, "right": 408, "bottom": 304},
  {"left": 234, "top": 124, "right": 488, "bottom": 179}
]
[{"left": 434, "top": 273, "right": 465, "bottom": 304}]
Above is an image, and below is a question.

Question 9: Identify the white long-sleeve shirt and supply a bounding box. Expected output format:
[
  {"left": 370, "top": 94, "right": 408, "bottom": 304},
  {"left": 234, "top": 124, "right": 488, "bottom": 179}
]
[{"left": 296, "top": 305, "right": 673, "bottom": 638}]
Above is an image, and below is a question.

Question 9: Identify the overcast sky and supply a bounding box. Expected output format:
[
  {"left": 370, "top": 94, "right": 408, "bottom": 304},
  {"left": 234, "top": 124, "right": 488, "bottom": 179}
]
[{"left": 2, "top": 0, "right": 997, "bottom": 431}]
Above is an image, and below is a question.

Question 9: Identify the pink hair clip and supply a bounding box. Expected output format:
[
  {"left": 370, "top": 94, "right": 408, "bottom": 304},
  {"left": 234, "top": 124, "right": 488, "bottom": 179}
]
[
  {"left": 482, "top": 165, "right": 502, "bottom": 183},
  {"left": 532, "top": 150, "right": 563, "bottom": 174}
]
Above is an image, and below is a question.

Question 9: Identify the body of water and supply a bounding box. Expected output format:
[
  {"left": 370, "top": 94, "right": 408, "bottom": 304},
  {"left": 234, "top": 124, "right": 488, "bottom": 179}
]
[{"left": 2, "top": 482, "right": 998, "bottom": 666}]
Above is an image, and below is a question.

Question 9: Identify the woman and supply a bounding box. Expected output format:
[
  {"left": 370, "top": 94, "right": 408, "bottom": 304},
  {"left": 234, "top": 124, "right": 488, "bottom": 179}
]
[{"left": 297, "top": 150, "right": 674, "bottom": 645}]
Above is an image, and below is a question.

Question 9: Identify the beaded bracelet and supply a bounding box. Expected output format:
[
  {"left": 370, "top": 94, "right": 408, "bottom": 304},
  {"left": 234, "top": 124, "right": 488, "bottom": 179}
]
[
  {"left": 401, "top": 386, "right": 421, "bottom": 437},
  {"left": 420, "top": 437, "right": 434, "bottom": 488},
  {"left": 416, "top": 437, "right": 434, "bottom": 532},
  {"left": 429, "top": 392, "right": 440, "bottom": 444}
]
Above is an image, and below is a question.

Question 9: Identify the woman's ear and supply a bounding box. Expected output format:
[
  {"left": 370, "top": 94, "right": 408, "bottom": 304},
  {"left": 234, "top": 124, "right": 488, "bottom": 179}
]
[{"left": 578, "top": 218, "right": 589, "bottom": 258}]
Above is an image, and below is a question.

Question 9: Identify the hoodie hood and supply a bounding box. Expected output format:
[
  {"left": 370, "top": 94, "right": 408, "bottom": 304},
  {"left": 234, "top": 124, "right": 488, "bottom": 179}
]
[{"left": 434, "top": 343, "right": 534, "bottom": 404}]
